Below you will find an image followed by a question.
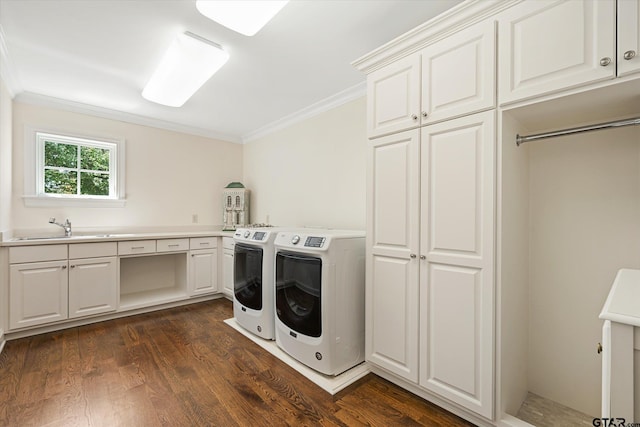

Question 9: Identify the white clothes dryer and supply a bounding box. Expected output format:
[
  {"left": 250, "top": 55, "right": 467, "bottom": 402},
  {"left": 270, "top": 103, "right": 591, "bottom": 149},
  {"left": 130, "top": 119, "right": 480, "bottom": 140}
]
[
  {"left": 274, "top": 230, "right": 365, "bottom": 375},
  {"left": 233, "top": 227, "right": 282, "bottom": 340}
]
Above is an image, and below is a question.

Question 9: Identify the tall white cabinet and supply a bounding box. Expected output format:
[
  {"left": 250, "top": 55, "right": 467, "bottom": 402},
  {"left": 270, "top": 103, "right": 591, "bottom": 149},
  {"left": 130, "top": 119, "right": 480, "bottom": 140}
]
[
  {"left": 362, "top": 13, "right": 497, "bottom": 422},
  {"left": 357, "top": 0, "right": 640, "bottom": 425},
  {"left": 367, "top": 129, "right": 420, "bottom": 382},
  {"left": 418, "top": 111, "right": 495, "bottom": 419}
]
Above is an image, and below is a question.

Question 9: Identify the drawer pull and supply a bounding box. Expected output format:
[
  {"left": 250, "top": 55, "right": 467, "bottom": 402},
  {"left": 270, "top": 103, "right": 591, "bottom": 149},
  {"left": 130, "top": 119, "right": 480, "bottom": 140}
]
[
  {"left": 168, "top": 244, "right": 180, "bottom": 247},
  {"left": 131, "top": 246, "right": 146, "bottom": 250},
  {"left": 199, "top": 242, "right": 210, "bottom": 246}
]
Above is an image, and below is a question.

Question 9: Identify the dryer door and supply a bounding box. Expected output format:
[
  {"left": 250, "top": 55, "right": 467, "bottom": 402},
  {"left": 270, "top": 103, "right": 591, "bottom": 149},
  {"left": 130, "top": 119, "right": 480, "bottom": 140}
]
[
  {"left": 275, "top": 252, "right": 322, "bottom": 338},
  {"left": 234, "top": 243, "right": 263, "bottom": 310}
]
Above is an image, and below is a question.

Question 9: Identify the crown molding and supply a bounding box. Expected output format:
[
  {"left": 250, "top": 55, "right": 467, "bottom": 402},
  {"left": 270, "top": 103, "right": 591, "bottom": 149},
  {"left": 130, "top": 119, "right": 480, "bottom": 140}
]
[
  {"left": 241, "top": 81, "right": 366, "bottom": 144},
  {"left": 352, "top": 0, "right": 521, "bottom": 74},
  {"left": 0, "top": 24, "right": 23, "bottom": 97},
  {"left": 13, "top": 92, "right": 242, "bottom": 143}
]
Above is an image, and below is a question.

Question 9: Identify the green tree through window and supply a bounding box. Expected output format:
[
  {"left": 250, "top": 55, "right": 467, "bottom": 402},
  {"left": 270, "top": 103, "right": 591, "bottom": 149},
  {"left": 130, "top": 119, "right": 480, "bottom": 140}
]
[{"left": 38, "top": 133, "right": 115, "bottom": 198}]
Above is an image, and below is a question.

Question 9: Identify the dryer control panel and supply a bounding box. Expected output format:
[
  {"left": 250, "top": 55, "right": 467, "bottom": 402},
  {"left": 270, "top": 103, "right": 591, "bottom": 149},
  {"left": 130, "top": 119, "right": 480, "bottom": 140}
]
[{"left": 305, "top": 236, "right": 325, "bottom": 248}]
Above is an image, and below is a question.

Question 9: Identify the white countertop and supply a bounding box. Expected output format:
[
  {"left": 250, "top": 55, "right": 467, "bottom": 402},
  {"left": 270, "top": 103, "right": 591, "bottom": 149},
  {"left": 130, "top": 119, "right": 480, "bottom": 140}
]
[
  {"left": 599, "top": 268, "right": 640, "bottom": 327},
  {"left": 1, "top": 227, "right": 236, "bottom": 247}
]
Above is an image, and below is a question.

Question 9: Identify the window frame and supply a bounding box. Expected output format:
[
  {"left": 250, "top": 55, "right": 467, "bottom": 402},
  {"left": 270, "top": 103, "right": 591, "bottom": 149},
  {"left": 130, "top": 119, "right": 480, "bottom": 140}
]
[{"left": 23, "top": 126, "right": 126, "bottom": 207}]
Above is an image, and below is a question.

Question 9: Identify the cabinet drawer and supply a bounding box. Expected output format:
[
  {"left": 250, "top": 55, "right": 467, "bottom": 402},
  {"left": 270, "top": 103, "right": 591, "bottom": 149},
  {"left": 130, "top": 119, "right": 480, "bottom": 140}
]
[
  {"left": 190, "top": 237, "right": 217, "bottom": 250},
  {"left": 157, "top": 238, "right": 189, "bottom": 252},
  {"left": 69, "top": 242, "right": 117, "bottom": 259},
  {"left": 118, "top": 240, "right": 156, "bottom": 255},
  {"left": 10, "top": 244, "right": 68, "bottom": 264}
]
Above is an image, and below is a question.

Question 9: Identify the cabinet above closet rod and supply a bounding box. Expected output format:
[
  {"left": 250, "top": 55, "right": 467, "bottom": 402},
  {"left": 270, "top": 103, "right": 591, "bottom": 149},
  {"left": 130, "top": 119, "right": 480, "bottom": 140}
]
[{"left": 516, "top": 117, "right": 640, "bottom": 146}]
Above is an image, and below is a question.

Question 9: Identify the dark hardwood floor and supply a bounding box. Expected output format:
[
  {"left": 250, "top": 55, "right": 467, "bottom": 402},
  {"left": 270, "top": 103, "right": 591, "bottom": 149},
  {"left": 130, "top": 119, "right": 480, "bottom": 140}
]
[{"left": 0, "top": 298, "right": 474, "bottom": 426}]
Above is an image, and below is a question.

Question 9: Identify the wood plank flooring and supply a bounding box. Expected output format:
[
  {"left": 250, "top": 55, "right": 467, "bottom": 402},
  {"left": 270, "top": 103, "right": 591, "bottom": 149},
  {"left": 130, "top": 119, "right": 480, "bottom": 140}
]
[{"left": 0, "top": 298, "right": 474, "bottom": 426}]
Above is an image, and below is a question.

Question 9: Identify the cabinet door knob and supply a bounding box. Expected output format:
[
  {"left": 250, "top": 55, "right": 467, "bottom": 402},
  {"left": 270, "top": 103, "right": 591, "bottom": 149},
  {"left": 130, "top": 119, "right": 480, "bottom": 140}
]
[
  {"left": 422, "top": 111, "right": 428, "bottom": 118},
  {"left": 420, "top": 255, "right": 426, "bottom": 260},
  {"left": 410, "top": 254, "right": 416, "bottom": 259},
  {"left": 597, "top": 342, "right": 603, "bottom": 354},
  {"left": 62, "top": 265, "right": 67, "bottom": 269},
  {"left": 411, "top": 114, "right": 418, "bottom": 121},
  {"left": 599, "top": 57, "right": 611, "bottom": 66},
  {"left": 623, "top": 50, "right": 636, "bottom": 60},
  {"left": 70, "top": 265, "right": 75, "bottom": 268}
]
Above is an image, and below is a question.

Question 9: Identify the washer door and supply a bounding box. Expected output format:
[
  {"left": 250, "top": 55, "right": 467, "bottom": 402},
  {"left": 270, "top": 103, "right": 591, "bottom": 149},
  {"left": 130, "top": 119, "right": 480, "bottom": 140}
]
[
  {"left": 275, "top": 252, "right": 322, "bottom": 337},
  {"left": 234, "top": 243, "right": 263, "bottom": 310}
]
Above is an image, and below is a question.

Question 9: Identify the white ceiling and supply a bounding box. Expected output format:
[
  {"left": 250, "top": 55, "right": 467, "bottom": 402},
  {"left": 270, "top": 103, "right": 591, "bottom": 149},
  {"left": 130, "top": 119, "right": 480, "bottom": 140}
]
[{"left": 0, "top": 0, "right": 463, "bottom": 143}]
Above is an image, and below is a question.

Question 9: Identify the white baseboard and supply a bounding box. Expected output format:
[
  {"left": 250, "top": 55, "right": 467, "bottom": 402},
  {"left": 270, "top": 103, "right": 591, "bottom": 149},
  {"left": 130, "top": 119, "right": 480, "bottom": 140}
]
[{"left": 0, "top": 328, "right": 5, "bottom": 355}]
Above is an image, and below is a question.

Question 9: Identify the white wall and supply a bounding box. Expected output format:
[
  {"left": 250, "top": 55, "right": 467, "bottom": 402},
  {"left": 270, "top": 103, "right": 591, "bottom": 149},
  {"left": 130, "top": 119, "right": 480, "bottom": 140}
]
[
  {"left": 0, "top": 76, "right": 11, "bottom": 345},
  {"left": 11, "top": 102, "right": 243, "bottom": 231},
  {"left": 0, "top": 77, "right": 12, "bottom": 233},
  {"left": 528, "top": 126, "right": 640, "bottom": 416},
  {"left": 242, "top": 97, "right": 366, "bottom": 230}
]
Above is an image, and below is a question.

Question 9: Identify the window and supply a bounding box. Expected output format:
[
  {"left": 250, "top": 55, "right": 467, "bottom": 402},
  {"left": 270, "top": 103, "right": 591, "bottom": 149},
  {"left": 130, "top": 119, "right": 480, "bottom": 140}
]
[{"left": 24, "top": 127, "right": 125, "bottom": 207}]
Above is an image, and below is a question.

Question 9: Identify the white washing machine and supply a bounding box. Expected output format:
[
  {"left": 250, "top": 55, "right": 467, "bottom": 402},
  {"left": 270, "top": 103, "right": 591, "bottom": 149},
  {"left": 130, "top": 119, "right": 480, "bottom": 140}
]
[
  {"left": 233, "top": 227, "right": 282, "bottom": 340},
  {"left": 274, "top": 229, "right": 365, "bottom": 375}
]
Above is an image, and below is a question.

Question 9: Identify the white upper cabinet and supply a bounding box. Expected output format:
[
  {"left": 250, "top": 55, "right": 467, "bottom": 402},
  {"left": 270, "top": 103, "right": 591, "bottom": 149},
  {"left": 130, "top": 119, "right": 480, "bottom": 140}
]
[
  {"left": 367, "top": 55, "right": 421, "bottom": 138},
  {"left": 366, "top": 19, "right": 496, "bottom": 139},
  {"left": 498, "top": 0, "right": 616, "bottom": 104},
  {"left": 618, "top": 0, "right": 640, "bottom": 77},
  {"left": 421, "top": 19, "right": 496, "bottom": 125}
]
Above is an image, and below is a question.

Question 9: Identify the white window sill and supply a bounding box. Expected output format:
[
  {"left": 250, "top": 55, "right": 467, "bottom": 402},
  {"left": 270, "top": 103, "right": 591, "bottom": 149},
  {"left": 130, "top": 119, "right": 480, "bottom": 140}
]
[{"left": 23, "top": 195, "right": 127, "bottom": 208}]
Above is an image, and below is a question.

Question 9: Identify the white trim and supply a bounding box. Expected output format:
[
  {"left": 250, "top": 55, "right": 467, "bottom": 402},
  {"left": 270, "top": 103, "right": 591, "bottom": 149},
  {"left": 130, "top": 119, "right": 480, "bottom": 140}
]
[
  {"left": 0, "top": 329, "right": 4, "bottom": 355},
  {"left": 0, "top": 24, "right": 22, "bottom": 97},
  {"left": 23, "top": 125, "right": 127, "bottom": 207},
  {"left": 241, "top": 82, "right": 366, "bottom": 143},
  {"left": 13, "top": 77, "right": 366, "bottom": 146},
  {"left": 14, "top": 92, "right": 242, "bottom": 144},
  {"left": 22, "top": 195, "right": 126, "bottom": 208},
  {"left": 351, "top": 0, "right": 520, "bottom": 74}
]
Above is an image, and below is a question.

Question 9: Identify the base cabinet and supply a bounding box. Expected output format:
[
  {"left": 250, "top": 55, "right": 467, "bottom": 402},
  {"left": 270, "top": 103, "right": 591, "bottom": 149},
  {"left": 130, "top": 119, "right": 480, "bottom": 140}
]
[
  {"left": 366, "top": 112, "right": 495, "bottom": 419},
  {"left": 9, "top": 261, "right": 69, "bottom": 329},
  {"left": 222, "top": 237, "right": 235, "bottom": 298},
  {"left": 68, "top": 257, "right": 117, "bottom": 319},
  {"left": 189, "top": 249, "right": 218, "bottom": 296}
]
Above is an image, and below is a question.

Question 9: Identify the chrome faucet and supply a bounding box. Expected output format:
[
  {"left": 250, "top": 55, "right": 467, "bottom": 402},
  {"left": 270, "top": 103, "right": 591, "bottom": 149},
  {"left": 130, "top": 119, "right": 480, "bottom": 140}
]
[{"left": 49, "top": 217, "right": 72, "bottom": 237}]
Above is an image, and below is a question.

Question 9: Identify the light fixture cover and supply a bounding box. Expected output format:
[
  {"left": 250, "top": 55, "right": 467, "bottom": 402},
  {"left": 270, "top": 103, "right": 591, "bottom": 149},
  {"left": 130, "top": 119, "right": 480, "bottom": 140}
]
[
  {"left": 142, "top": 32, "right": 229, "bottom": 107},
  {"left": 196, "top": 0, "right": 289, "bottom": 36}
]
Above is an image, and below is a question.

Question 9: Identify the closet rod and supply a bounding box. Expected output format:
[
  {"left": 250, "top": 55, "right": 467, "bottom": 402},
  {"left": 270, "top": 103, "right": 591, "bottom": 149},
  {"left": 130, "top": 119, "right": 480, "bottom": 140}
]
[{"left": 516, "top": 117, "right": 640, "bottom": 146}]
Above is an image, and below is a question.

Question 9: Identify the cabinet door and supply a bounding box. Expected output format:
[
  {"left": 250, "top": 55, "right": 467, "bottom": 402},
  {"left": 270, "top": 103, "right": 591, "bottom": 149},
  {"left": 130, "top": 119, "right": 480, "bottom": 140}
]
[
  {"left": 421, "top": 19, "right": 495, "bottom": 124},
  {"left": 68, "top": 257, "right": 117, "bottom": 319},
  {"left": 367, "top": 54, "right": 421, "bottom": 138},
  {"left": 419, "top": 111, "right": 495, "bottom": 419},
  {"left": 618, "top": 0, "right": 640, "bottom": 77},
  {"left": 366, "top": 129, "right": 420, "bottom": 382},
  {"left": 222, "top": 248, "right": 234, "bottom": 297},
  {"left": 498, "top": 0, "right": 616, "bottom": 104},
  {"left": 189, "top": 249, "right": 218, "bottom": 296},
  {"left": 9, "top": 261, "right": 68, "bottom": 329}
]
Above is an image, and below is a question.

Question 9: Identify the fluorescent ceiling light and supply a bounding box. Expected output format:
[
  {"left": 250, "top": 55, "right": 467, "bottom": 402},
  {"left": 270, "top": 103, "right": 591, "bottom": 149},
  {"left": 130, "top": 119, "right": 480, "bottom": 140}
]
[
  {"left": 142, "top": 32, "right": 229, "bottom": 107},
  {"left": 196, "top": 0, "right": 289, "bottom": 36}
]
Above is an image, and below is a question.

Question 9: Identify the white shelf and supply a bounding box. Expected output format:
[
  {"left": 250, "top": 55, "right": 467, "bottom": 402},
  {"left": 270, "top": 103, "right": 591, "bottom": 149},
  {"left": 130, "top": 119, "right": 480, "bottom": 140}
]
[{"left": 119, "top": 288, "right": 189, "bottom": 311}]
